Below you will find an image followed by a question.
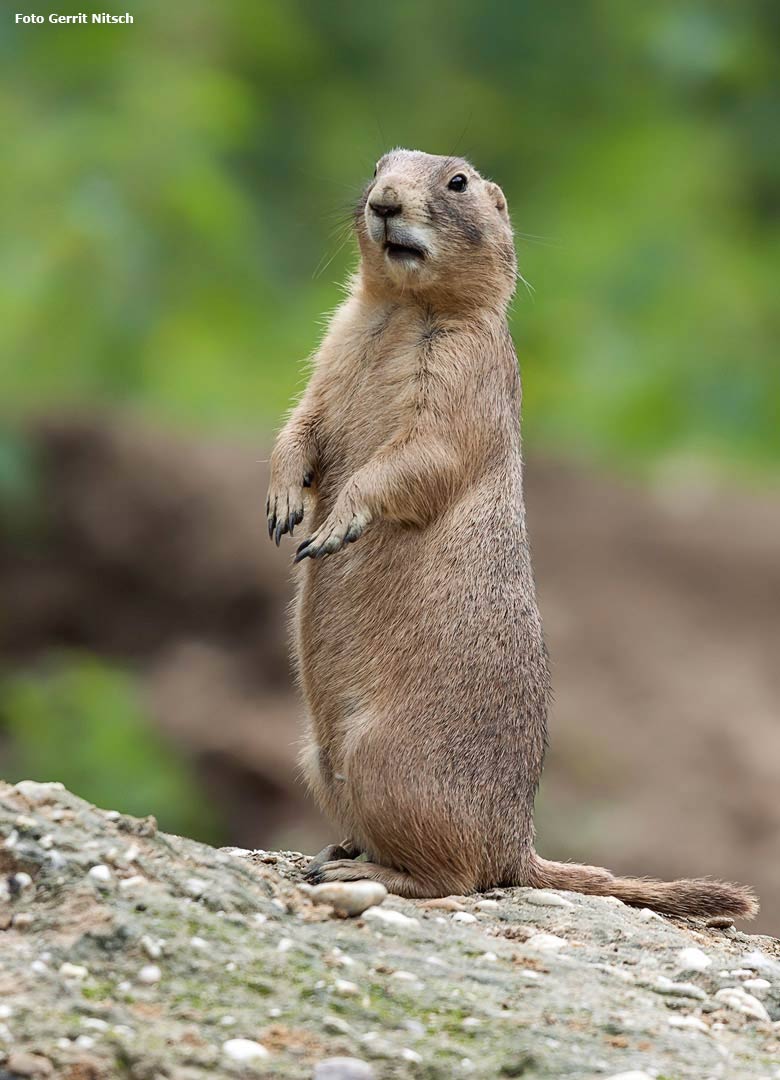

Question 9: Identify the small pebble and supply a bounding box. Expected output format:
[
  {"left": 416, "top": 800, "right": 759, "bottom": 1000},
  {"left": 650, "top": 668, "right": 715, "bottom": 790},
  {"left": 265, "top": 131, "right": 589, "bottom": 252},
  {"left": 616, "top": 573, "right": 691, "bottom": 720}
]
[
  {"left": 119, "top": 875, "right": 147, "bottom": 891},
  {"left": 88, "top": 864, "right": 112, "bottom": 885},
  {"left": 741, "top": 950, "right": 780, "bottom": 977},
  {"left": 400, "top": 1048, "right": 422, "bottom": 1063},
  {"left": 141, "top": 935, "right": 164, "bottom": 960},
  {"left": 190, "top": 936, "right": 208, "bottom": 950},
  {"left": 12, "top": 872, "right": 34, "bottom": 893},
  {"left": 638, "top": 908, "right": 661, "bottom": 922},
  {"left": 652, "top": 976, "right": 706, "bottom": 1000},
  {"left": 219, "top": 1015, "right": 237, "bottom": 1027},
  {"left": 677, "top": 947, "right": 712, "bottom": 973},
  {"left": 137, "top": 964, "right": 161, "bottom": 985},
  {"left": 481, "top": 951, "right": 498, "bottom": 962},
  {"left": 6, "top": 1050, "right": 55, "bottom": 1077},
  {"left": 334, "top": 979, "right": 359, "bottom": 996},
  {"left": 524, "top": 889, "right": 575, "bottom": 909},
  {"left": 419, "top": 897, "right": 465, "bottom": 912},
  {"left": 59, "top": 962, "right": 88, "bottom": 980},
  {"left": 362, "top": 906, "right": 418, "bottom": 927},
  {"left": 314, "top": 1058, "right": 375, "bottom": 1080},
  {"left": 185, "top": 877, "right": 208, "bottom": 898},
  {"left": 12, "top": 912, "right": 34, "bottom": 930},
  {"left": 308, "top": 880, "right": 387, "bottom": 917},
  {"left": 390, "top": 971, "right": 418, "bottom": 982},
  {"left": 706, "top": 915, "right": 734, "bottom": 929},
  {"left": 475, "top": 899, "right": 499, "bottom": 912},
  {"left": 743, "top": 978, "right": 771, "bottom": 994},
  {"left": 452, "top": 911, "right": 477, "bottom": 924},
  {"left": 222, "top": 1038, "right": 269, "bottom": 1063},
  {"left": 714, "top": 986, "right": 770, "bottom": 1022},
  {"left": 525, "top": 932, "right": 568, "bottom": 952},
  {"left": 74, "top": 1035, "right": 95, "bottom": 1050},
  {"left": 668, "top": 1015, "right": 709, "bottom": 1033},
  {"left": 81, "top": 1018, "right": 109, "bottom": 1032}
]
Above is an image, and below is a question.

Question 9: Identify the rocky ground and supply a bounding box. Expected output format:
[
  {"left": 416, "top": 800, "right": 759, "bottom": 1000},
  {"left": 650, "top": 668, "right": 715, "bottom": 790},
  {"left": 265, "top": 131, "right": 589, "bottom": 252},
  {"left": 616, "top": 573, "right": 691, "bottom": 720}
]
[{"left": 1, "top": 782, "right": 779, "bottom": 1079}]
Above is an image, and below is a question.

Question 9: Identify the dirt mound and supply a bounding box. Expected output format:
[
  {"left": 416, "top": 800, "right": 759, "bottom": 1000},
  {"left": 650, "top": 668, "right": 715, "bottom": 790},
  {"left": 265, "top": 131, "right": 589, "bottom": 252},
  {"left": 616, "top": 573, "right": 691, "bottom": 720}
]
[{"left": 1, "top": 780, "right": 779, "bottom": 1078}]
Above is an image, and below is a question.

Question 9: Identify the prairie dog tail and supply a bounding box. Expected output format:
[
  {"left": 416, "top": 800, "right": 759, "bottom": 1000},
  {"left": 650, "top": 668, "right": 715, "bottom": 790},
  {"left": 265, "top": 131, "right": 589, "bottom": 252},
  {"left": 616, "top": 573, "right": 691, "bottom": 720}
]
[{"left": 528, "top": 852, "right": 758, "bottom": 920}]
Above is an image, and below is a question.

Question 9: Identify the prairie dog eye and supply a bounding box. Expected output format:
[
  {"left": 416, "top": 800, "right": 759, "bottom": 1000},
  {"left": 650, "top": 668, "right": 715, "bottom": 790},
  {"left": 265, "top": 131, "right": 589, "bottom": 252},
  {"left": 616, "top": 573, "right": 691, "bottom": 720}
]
[{"left": 447, "top": 173, "right": 468, "bottom": 192}]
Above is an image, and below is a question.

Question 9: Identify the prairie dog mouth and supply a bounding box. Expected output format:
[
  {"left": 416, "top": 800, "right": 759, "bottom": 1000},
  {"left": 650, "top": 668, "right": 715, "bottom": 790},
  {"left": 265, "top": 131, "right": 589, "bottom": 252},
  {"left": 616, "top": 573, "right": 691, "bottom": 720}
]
[{"left": 384, "top": 240, "right": 426, "bottom": 262}]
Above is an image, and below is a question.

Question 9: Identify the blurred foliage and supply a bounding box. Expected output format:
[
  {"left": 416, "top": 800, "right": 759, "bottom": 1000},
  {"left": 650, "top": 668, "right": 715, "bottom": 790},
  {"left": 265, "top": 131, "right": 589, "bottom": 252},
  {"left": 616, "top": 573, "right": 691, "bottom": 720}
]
[
  {"left": 0, "top": 0, "right": 778, "bottom": 475},
  {"left": 0, "top": 656, "right": 224, "bottom": 842}
]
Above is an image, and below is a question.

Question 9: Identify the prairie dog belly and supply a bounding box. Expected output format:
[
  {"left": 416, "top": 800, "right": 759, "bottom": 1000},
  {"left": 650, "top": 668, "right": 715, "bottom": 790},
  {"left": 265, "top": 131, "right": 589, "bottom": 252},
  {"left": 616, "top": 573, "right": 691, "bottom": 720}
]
[{"left": 295, "top": 478, "right": 543, "bottom": 779}]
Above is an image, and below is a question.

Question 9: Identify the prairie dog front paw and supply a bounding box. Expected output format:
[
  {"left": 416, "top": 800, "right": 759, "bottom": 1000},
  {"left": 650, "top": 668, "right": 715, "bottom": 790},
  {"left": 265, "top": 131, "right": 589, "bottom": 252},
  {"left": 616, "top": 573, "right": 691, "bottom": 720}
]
[{"left": 266, "top": 467, "right": 313, "bottom": 546}]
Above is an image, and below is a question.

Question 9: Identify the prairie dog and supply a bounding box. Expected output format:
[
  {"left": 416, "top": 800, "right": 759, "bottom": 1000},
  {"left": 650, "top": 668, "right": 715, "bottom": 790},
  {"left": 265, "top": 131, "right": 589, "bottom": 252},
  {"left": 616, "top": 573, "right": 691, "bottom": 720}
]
[{"left": 266, "top": 149, "right": 757, "bottom": 919}]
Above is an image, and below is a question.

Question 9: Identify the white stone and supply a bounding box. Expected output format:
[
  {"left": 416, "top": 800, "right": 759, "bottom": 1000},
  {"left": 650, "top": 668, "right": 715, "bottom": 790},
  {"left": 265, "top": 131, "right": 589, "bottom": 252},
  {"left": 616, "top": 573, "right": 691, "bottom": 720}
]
[
  {"left": 741, "top": 950, "right": 780, "bottom": 977},
  {"left": 743, "top": 978, "right": 771, "bottom": 993},
  {"left": 314, "top": 1059, "right": 375, "bottom": 1080},
  {"left": 668, "top": 1015, "right": 709, "bottom": 1033},
  {"left": 475, "top": 899, "right": 499, "bottom": 911},
  {"left": 12, "top": 872, "right": 33, "bottom": 892},
  {"left": 524, "top": 890, "right": 575, "bottom": 909},
  {"left": 525, "top": 932, "right": 568, "bottom": 952},
  {"left": 88, "top": 864, "right": 112, "bottom": 885},
  {"left": 81, "top": 1018, "right": 109, "bottom": 1032},
  {"left": 59, "top": 962, "right": 89, "bottom": 980},
  {"left": 222, "top": 1038, "right": 269, "bottom": 1063},
  {"left": 74, "top": 1035, "right": 95, "bottom": 1049},
  {"left": 185, "top": 877, "right": 208, "bottom": 898},
  {"left": 308, "top": 880, "right": 387, "bottom": 917},
  {"left": 362, "top": 906, "right": 418, "bottom": 927},
  {"left": 140, "top": 935, "right": 164, "bottom": 960},
  {"left": 481, "top": 952, "right": 498, "bottom": 962},
  {"left": 220, "top": 1015, "right": 237, "bottom": 1026},
  {"left": 638, "top": 908, "right": 661, "bottom": 922},
  {"left": 452, "top": 912, "right": 478, "bottom": 924},
  {"left": 277, "top": 937, "right": 293, "bottom": 953},
  {"left": 190, "top": 936, "right": 208, "bottom": 950},
  {"left": 677, "top": 947, "right": 712, "bottom": 973},
  {"left": 653, "top": 975, "right": 706, "bottom": 1000},
  {"left": 714, "top": 986, "right": 770, "bottom": 1022},
  {"left": 401, "top": 1048, "right": 423, "bottom": 1063},
  {"left": 119, "top": 875, "right": 147, "bottom": 891},
  {"left": 390, "top": 971, "right": 418, "bottom": 982},
  {"left": 334, "top": 979, "right": 359, "bottom": 996},
  {"left": 137, "top": 964, "right": 161, "bottom": 985}
]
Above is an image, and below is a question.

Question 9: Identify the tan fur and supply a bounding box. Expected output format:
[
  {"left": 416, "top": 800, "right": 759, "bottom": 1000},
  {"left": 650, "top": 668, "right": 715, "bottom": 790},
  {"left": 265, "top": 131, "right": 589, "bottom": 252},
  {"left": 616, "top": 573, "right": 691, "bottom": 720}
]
[{"left": 266, "top": 149, "right": 758, "bottom": 920}]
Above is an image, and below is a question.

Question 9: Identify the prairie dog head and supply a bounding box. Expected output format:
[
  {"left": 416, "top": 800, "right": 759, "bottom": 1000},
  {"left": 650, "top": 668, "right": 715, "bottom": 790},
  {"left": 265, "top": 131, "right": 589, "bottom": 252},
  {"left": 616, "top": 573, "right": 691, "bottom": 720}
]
[{"left": 356, "top": 148, "right": 516, "bottom": 309}]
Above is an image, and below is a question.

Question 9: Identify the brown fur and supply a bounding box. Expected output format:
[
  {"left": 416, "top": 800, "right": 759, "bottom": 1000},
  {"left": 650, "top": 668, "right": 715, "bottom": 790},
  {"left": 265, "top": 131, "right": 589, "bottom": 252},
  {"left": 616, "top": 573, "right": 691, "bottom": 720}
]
[{"left": 266, "top": 149, "right": 758, "bottom": 920}]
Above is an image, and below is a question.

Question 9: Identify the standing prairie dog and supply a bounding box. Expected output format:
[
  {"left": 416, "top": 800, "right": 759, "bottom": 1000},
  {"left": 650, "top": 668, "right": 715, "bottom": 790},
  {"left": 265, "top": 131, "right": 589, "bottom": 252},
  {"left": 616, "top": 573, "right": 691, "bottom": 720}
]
[{"left": 266, "top": 149, "right": 757, "bottom": 919}]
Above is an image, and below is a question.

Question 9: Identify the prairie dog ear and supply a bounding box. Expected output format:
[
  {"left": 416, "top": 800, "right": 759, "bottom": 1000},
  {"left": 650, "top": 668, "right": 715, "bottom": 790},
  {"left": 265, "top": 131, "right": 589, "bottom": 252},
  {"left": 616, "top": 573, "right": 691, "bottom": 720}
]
[{"left": 486, "top": 181, "right": 509, "bottom": 219}]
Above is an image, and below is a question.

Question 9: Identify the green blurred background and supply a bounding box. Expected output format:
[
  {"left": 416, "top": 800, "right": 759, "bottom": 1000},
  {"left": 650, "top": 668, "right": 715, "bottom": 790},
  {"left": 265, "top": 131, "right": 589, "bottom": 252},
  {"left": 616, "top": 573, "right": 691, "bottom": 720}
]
[
  {"left": 1, "top": 0, "right": 779, "bottom": 900},
  {"left": 3, "top": 0, "right": 779, "bottom": 469}
]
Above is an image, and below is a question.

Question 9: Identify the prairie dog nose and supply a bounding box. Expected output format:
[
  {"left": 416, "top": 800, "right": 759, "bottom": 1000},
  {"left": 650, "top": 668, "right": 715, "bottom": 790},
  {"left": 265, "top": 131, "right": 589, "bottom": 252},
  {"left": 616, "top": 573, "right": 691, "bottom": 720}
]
[{"left": 369, "top": 186, "right": 402, "bottom": 218}]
